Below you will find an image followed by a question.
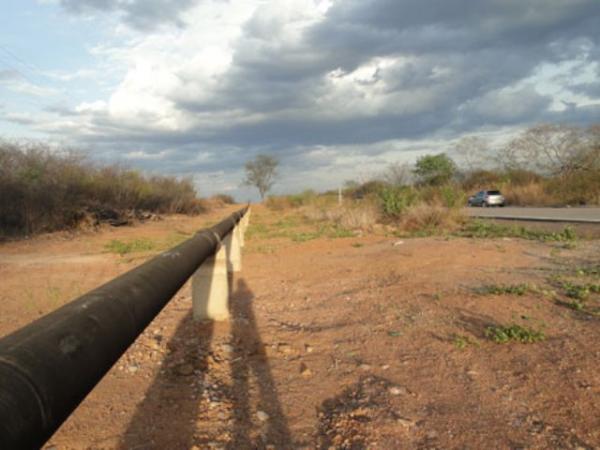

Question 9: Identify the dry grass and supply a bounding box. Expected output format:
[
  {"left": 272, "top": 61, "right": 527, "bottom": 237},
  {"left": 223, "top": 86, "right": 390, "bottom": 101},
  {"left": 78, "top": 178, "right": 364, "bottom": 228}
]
[
  {"left": 0, "top": 141, "right": 207, "bottom": 237},
  {"left": 399, "top": 204, "right": 466, "bottom": 234},
  {"left": 502, "top": 182, "right": 558, "bottom": 207},
  {"left": 301, "top": 202, "right": 379, "bottom": 231}
]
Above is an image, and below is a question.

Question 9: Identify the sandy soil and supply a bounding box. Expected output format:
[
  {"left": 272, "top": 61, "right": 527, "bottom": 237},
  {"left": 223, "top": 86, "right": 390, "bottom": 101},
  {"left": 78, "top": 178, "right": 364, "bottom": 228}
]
[{"left": 1, "top": 205, "right": 599, "bottom": 449}]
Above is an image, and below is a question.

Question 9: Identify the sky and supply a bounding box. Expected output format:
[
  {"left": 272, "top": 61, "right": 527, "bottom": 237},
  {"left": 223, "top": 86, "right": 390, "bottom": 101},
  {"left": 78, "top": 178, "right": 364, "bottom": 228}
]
[{"left": 1, "top": 0, "right": 599, "bottom": 200}]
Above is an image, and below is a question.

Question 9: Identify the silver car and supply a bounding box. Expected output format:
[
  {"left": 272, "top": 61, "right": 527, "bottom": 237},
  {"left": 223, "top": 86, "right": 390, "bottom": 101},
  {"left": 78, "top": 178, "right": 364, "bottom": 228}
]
[{"left": 468, "top": 190, "right": 505, "bottom": 207}]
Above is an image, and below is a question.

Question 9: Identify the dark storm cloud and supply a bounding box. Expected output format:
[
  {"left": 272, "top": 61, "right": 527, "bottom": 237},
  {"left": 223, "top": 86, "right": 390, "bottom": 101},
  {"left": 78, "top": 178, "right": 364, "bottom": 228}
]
[
  {"left": 171, "top": 0, "right": 599, "bottom": 142},
  {"left": 59, "top": 0, "right": 199, "bottom": 30}
]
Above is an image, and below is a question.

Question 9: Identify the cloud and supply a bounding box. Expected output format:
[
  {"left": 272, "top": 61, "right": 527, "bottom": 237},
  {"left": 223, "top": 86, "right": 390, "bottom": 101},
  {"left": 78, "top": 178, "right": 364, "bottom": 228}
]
[
  {"left": 14, "top": 0, "right": 600, "bottom": 199},
  {"left": 59, "top": 0, "right": 200, "bottom": 30},
  {"left": 0, "top": 70, "right": 21, "bottom": 81}
]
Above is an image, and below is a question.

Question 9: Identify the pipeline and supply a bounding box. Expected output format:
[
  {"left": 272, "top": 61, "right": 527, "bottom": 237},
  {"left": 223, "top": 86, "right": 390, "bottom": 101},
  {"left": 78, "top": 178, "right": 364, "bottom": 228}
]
[{"left": 0, "top": 206, "right": 248, "bottom": 449}]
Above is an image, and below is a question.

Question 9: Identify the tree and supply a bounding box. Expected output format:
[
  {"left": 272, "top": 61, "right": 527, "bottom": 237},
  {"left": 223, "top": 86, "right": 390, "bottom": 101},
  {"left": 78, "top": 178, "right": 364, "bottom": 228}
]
[
  {"left": 243, "top": 154, "right": 279, "bottom": 200},
  {"left": 501, "top": 124, "right": 589, "bottom": 175},
  {"left": 413, "top": 153, "right": 456, "bottom": 186},
  {"left": 382, "top": 162, "right": 412, "bottom": 186},
  {"left": 453, "top": 136, "right": 490, "bottom": 172}
]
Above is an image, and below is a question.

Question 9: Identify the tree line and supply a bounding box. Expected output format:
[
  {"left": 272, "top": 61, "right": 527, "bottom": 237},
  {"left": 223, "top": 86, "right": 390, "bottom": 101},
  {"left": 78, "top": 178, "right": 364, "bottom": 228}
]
[{"left": 0, "top": 141, "right": 206, "bottom": 237}]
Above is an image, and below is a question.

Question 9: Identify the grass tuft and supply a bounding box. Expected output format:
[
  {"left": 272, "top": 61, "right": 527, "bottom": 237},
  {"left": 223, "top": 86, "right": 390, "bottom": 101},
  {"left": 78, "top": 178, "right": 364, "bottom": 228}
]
[
  {"left": 459, "top": 220, "right": 577, "bottom": 242},
  {"left": 453, "top": 334, "right": 479, "bottom": 349},
  {"left": 485, "top": 324, "right": 545, "bottom": 344},
  {"left": 478, "top": 283, "right": 531, "bottom": 296},
  {"left": 105, "top": 238, "right": 156, "bottom": 256}
]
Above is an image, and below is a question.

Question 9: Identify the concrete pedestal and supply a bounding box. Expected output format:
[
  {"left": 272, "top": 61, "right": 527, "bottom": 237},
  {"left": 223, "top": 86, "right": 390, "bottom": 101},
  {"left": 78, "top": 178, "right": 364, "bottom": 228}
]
[{"left": 192, "top": 243, "right": 229, "bottom": 321}]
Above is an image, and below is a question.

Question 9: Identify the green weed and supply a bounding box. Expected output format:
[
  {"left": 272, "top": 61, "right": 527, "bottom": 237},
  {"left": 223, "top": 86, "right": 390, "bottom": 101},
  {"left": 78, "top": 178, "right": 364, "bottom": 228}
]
[
  {"left": 478, "top": 283, "right": 531, "bottom": 296},
  {"left": 246, "top": 223, "right": 270, "bottom": 240},
  {"left": 453, "top": 334, "right": 479, "bottom": 349},
  {"left": 326, "top": 226, "right": 354, "bottom": 238},
  {"left": 459, "top": 221, "right": 577, "bottom": 242},
  {"left": 105, "top": 238, "right": 156, "bottom": 256},
  {"left": 291, "top": 231, "right": 322, "bottom": 242},
  {"left": 575, "top": 266, "right": 600, "bottom": 278},
  {"left": 378, "top": 186, "right": 418, "bottom": 219},
  {"left": 562, "top": 281, "right": 591, "bottom": 301},
  {"left": 273, "top": 216, "right": 300, "bottom": 229},
  {"left": 485, "top": 324, "right": 545, "bottom": 344}
]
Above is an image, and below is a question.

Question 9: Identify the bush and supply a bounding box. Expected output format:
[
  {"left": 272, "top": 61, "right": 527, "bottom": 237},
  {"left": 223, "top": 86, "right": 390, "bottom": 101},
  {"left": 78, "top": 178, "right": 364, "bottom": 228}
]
[
  {"left": 546, "top": 169, "right": 600, "bottom": 205},
  {"left": 439, "top": 185, "right": 466, "bottom": 209},
  {"left": 211, "top": 193, "right": 235, "bottom": 205},
  {"left": 461, "top": 170, "right": 502, "bottom": 190},
  {"left": 302, "top": 202, "right": 379, "bottom": 230},
  {"left": 502, "top": 182, "right": 558, "bottom": 206},
  {"left": 378, "top": 186, "right": 418, "bottom": 219},
  {"left": 265, "top": 195, "right": 294, "bottom": 210},
  {"left": 346, "top": 180, "right": 388, "bottom": 199},
  {"left": 400, "top": 204, "right": 465, "bottom": 234},
  {"left": 288, "top": 189, "right": 317, "bottom": 207},
  {"left": 0, "top": 140, "right": 205, "bottom": 237}
]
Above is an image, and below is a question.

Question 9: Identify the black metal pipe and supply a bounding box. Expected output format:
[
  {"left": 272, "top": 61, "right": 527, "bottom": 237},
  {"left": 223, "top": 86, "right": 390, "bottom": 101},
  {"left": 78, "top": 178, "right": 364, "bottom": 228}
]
[{"left": 0, "top": 206, "right": 248, "bottom": 449}]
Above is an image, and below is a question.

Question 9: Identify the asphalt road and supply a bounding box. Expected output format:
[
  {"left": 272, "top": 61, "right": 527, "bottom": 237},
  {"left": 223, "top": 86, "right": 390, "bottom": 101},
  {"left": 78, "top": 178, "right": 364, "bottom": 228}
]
[{"left": 466, "top": 206, "right": 600, "bottom": 223}]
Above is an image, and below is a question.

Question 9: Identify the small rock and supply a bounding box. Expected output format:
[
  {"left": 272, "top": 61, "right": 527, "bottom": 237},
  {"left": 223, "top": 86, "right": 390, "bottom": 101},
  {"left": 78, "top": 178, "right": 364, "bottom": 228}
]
[
  {"left": 220, "top": 344, "right": 234, "bottom": 355},
  {"left": 393, "top": 240, "right": 405, "bottom": 246},
  {"left": 304, "top": 344, "right": 314, "bottom": 353},
  {"left": 381, "top": 364, "right": 390, "bottom": 370},
  {"left": 126, "top": 364, "right": 139, "bottom": 374},
  {"left": 397, "top": 418, "right": 416, "bottom": 428},
  {"left": 277, "top": 343, "right": 294, "bottom": 355},
  {"left": 299, "top": 362, "right": 313, "bottom": 377},
  {"left": 256, "top": 410, "right": 269, "bottom": 422},
  {"left": 389, "top": 386, "right": 408, "bottom": 396},
  {"left": 426, "top": 430, "right": 438, "bottom": 439},
  {"left": 467, "top": 370, "right": 479, "bottom": 379},
  {"left": 359, "top": 364, "right": 371, "bottom": 371}
]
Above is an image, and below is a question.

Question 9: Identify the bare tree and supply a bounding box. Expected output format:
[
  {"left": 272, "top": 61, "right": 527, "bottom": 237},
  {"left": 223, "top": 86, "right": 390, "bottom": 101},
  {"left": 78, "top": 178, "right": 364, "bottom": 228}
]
[
  {"left": 243, "top": 154, "right": 279, "bottom": 200},
  {"left": 501, "top": 124, "right": 589, "bottom": 175},
  {"left": 382, "top": 162, "right": 413, "bottom": 186},
  {"left": 453, "top": 136, "right": 490, "bottom": 171}
]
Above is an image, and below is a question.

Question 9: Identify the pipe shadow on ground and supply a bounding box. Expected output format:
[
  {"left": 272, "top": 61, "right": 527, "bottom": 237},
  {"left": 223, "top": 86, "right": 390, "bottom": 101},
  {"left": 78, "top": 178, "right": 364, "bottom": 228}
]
[
  {"left": 118, "top": 311, "right": 214, "bottom": 449},
  {"left": 228, "top": 277, "right": 292, "bottom": 449},
  {"left": 119, "top": 277, "right": 292, "bottom": 449}
]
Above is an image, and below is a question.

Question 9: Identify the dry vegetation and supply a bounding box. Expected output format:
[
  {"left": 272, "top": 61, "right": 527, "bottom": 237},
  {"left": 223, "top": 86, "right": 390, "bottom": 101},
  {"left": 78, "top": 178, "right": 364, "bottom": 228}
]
[
  {"left": 0, "top": 140, "right": 211, "bottom": 238},
  {"left": 263, "top": 123, "right": 599, "bottom": 237}
]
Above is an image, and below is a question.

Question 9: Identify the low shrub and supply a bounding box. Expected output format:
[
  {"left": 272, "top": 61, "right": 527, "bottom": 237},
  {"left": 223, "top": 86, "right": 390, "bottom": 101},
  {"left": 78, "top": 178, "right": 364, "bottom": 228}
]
[
  {"left": 211, "top": 194, "right": 235, "bottom": 205},
  {"left": 485, "top": 324, "right": 545, "bottom": 344},
  {"left": 378, "top": 186, "right": 418, "bottom": 219},
  {"left": 478, "top": 284, "right": 531, "bottom": 296},
  {"left": 105, "top": 238, "right": 156, "bottom": 255},
  {"left": 459, "top": 221, "right": 577, "bottom": 242},
  {"left": 0, "top": 140, "right": 206, "bottom": 237},
  {"left": 502, "top": 182, "right": 558, "bottom": 207},
  {"left": 301, "top": 202, "right": 379, "bottom": 230},
  {"left": 400, "top": 204, "right": 465, "bottom": 234}
]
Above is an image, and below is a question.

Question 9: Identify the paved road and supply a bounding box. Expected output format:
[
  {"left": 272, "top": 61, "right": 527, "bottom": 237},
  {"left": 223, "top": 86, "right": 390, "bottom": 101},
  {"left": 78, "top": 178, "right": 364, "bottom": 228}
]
[{"left": 466, "top": 206, "right": 600, "bottom": 223}]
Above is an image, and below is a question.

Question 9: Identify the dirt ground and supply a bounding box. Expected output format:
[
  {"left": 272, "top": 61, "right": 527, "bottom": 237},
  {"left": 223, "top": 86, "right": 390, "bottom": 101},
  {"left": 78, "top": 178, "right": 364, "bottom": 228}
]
[{"left": 1, "top": 205, "right": 599, "bottom": 450}]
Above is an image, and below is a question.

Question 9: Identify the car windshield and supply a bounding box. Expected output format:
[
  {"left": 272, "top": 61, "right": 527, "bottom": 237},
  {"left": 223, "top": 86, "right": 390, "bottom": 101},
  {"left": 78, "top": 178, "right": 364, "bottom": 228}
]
[{"left": 487, "top": 190, "right": 501, "bottom": 195}]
